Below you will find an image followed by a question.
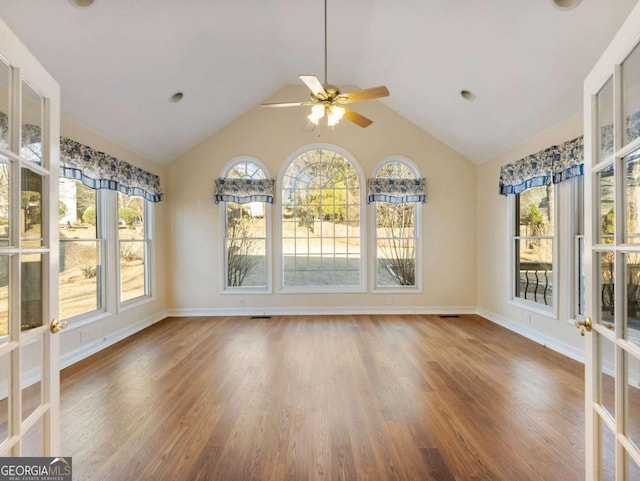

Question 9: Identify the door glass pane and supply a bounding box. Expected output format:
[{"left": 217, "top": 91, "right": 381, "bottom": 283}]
[
  {"left": 600, "top": 417, "right": 616, "bottom": 481},
  {"left": 627, "top": 353, "right": 640, "bottom": 454},
  {"left": 0, "top": 155, "right": 10, "bottom": 247},
  {"left": 20, "top": 81, "right": 42, "bottom": 165},
  {"left": 0, "top": 353, "right": 9, "bottom": 445},
  {"left": 599, "top": 336, "right": 616, "bottom": 421},
  {"left": 626, "top": 253, "right": 640, "bottom": 346},
  {"left": 21, "top": 168, "right": 42, "bottom": 247},
  {"left": 60, "top": 240, "right": 102, "bottom": 320},
  {"left": 598, "top": 251, "right": 615, "bottom": 325},
  {"left": 597, "top": 76, "right": 614, "bottom": 161},
  {"left": 626, "top": 151, "right": 640, "bottom": 243},
  {"left": 0, "top": 60, "right": 10, "bottom": 151},
  {"left": 628, "top": 455, "right": 640, "bottom": 481},
  {"left": 0, "top": 256, "right": 8, "bottom": 343},
  {"left": 623, "top": 42, "right": 640, "bottom": 147},
  {"left": 21, "top": 415, "right": 43, "bottom": 457},
  {"left": 21, "top": 253, "right": 42, "bottom": 331},
  {"left": 599, "top": 165, "right": 615, "bottom": 244},
  {"left": 20, "top": 335, "right": 42, "bottom": 422}
]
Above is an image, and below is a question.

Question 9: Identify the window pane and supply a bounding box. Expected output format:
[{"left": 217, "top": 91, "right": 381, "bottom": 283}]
[
  {"left": 226, "top": 239, "right": 266, "bottom": 287},
  {"left": 120, "top": 240, "right": 146, "bottom": 302},
  {"left": 518, "top": 186, "right": 553, "bottom": 235},
  {"left": 376, "top": 202, "right": 416, "bottom": 287},
  {"left": 623, "top": 41, "right": 640, "bottom": 147},
  {"left": 59, "top": 179, "right": 97, "bottom": 237},
  {"left": 597, "top": 76, "right": 614, "bottom": 162},
  {"left": 0, "top": 256, "right": 8, "bottom": 342},
  {"left": 118, "top": 193, "right": 144, "bottom": 240},
  {"left": 21, "top": 168, "right": 43, "bottom": 247},
  {"left": 21, "top": 253, "right": 42, "bottom": 331},
  {"left": 515, "top": 238, "right": 553, "bottom": 306},
  {"left": 0, "top": 156, "right": 10, "bottom": 247},
  {"left": 21, "top": 81, "right": 42, "bottom": 164},
  {"left": 0, "top": 60, "right": 10, "bottom": 151},
  {"left": 598, "top": 166, "right": 615, "bottom": 244},
  {"left": 59, "top": 240, "right": 102, "bottom": 320},
  {"left": 625, "top": 151, "right": 640, "bottom": 243},
  {"left": 282, "top": 149, "right": 361, "bottom": 288}
]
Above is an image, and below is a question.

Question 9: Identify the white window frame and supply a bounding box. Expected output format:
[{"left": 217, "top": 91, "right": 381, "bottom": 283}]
[
  {"left": 278, "top": 143, "right": 366, "bottom": 293},
  {"left": 572, "top": 175, "right": 585, "bottom": 320},
  {"left": 220, "top": 156, "right": 272, "bottom": 294},
  {"left": 509, "top": 183, "right": 559, "bottom": 318},
  {"left": 371, "top": 156, "right": 422, "bottom": 293},
  {"left": 58, "top": 179, "right": 106, "bottom": 323},
  {"left": 117, "top": 192, "right": 152, "bottom": 308}
]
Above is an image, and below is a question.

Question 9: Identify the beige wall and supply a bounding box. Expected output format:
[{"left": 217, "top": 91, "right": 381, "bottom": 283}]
[
  {"left": 475, "top": 114, "right": 584, "bottom": 358},
  {"left": 59, "top": 116, "right": 169, "bottom": 364},
  {"left": 166, "top": 84, "right": 477, "bottom": 314}
]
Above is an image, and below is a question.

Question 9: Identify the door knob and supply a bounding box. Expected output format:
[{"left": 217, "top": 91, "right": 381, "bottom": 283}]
[
  {"left": 50, "top": 318, "right": 68, "bottom": 334},
  {"left": 575, "top": 317, "right": 592, "bottom": 336}
]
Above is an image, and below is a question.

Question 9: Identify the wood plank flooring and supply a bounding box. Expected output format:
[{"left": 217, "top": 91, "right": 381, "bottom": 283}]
[{"left": 60, "top": 315, "right": 588, "bottom": 480}]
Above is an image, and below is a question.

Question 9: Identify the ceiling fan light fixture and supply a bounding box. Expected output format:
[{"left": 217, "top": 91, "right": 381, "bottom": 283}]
[
  {"left": 327, "top": 105, "right": 345, "bottom": 127},
  {"left": 308, "top": 104, "right": 325, "bottom": 125}
]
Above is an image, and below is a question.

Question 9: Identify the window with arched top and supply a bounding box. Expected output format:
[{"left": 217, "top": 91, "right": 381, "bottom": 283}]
[
  {"left": 216, "top": 158, "right": 272, "bottom": 291},
  {"left": 281, "top": 148, "right": 363, "bottom": 289},
  {"left": 371, "top": 158, "right": 423, "bottom": 289}
]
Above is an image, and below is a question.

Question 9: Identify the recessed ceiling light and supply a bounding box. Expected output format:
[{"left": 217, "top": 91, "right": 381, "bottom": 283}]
[
  {"left": 460, "top": 90, "right": 476, "bottom": 101},
  {"left": 170, "top": 92, "right": 184, "bottom": 103},
  {"left": 68, "top": 0, "right": 96, "bottom": 7},
  {"left": 552, "top": 0, "right": 582, "bottom": 10}
]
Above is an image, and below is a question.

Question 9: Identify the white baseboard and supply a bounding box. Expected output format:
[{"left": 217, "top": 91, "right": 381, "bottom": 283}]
[
  {"left": 476, "top": 308, "right": 585, "bottom": 363},
  {"left": 60, "top": 310, "right": 168, "bottom": 370},
  {"left": 166, "top": 305, "right": 478, "bottom": 318}
]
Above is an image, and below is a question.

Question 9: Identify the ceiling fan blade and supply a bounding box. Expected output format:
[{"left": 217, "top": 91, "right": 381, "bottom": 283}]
[
  {"left": 337, "top": 86, "right": 390, "bottom": 104},
  {"left": 260, "top": 101, "right": 314, "bottom": 108},
  {"left": 299, "top": 75, "right": 327, "bottom": 97},
  {"left": 343, "top": 107, "right": 373, "bottom": 128}
]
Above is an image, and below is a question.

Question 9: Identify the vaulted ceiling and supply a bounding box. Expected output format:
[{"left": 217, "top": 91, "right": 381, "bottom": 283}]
[{"left": 0, "top": 0, "right": 636, "bottom": 164}]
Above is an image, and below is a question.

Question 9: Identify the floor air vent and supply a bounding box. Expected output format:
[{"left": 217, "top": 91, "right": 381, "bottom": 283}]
[
  {"left": 250, "top": 316, "right": 272, "bottom": 319},
  {"left": 439, "top": 315, "right": 461, "bottom": 318}
]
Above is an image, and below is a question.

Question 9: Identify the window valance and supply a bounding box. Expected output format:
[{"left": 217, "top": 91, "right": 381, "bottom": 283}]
[
  {"left": 0, "top": 112, "right": 164, "bottom": 202},
  {"left": 367, "top": 178, "right": 426, "bottom": 204},
  {"left": 61, "top": 138, "right": 164, "bottom": 202},
  {"left": 214, "top": 178, "right": 275, "bottom": 204},
  {"left": 499, "top": 136, "right": 583, "bottom": 196}
]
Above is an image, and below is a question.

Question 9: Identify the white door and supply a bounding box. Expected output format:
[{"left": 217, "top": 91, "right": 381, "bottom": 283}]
[
  {"left": 583, "top": 2, "right": 640, "bottom": 480},
  {"left": 0, "top": 19, "right": 62, "bottom": 456}
]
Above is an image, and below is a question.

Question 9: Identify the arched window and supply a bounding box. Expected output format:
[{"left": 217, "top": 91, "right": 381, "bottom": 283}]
[
  {"left": 373, "top": 159, "right": 422, "bottom": 289},
  {"left": 219, "top": 158, "right": 271, "bottom": 290},
  {"left": 281, "top": 148, "right": 362, "bottom": 289}
]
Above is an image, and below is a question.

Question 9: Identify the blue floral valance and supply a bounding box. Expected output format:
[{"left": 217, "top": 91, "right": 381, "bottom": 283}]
[
  {"left": 499, "top": 136, "right": 584, "bottom": 196},
  {"left": 0, "top": 112, "right": 164, "bottom": 202},
  {"left": 61, "top": 138, "right": 163, "bottom": 202},
  {"left": 214, "top": 178, "right": 275, "bottom": 204},
  {"left": 367, "top": 178, "right": 426, "bottom": 204}
]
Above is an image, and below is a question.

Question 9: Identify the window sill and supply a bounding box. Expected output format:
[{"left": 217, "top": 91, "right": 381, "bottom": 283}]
[
  {"left": 279, "top": 286, "right": 366, "bottom": 295},
  {"left": 64, "top": 310, "right": 110, "bottom": 331},
  {"left": 119, "top": 295, "right": 153, "bottom": 314},
  {"left": 222, "top": 287, "right": 272, "bottom": 295},
  {"left": 372, "top": 287, "right": 422, "bottom": 294},
  {"left": 508, "top": 298, "right": 558, "bottom": 320}
]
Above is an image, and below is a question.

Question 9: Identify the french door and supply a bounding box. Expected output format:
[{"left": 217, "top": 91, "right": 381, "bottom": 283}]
[
  {"left": 583, "top": 1, "right": 640, "bottom": 479},
  {"left": 0, "top": 18, "right": 62, "bottom": 455}
]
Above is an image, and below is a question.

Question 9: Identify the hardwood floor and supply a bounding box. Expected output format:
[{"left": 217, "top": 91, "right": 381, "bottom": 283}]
[{"left": 61, "top": 315, "right": 588, "bottom": 480}]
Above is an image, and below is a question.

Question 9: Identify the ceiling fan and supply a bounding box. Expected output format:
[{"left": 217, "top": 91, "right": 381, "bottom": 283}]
[{"left": 260, "top": 0, "right": 390, "bottom": 128}]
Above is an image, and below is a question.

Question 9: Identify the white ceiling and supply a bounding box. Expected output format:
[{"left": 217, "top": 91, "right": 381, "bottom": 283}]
[{"left": 0, "top": 0, "right": 636, "bottom": 164}]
